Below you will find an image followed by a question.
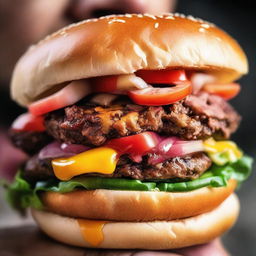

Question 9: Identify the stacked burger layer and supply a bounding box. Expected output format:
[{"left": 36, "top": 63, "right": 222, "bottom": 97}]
[{"left": 7, "top": 14, "right": 252, "bottom": 249}]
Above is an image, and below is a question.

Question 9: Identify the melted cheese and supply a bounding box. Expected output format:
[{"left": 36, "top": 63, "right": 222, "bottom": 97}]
[
  {"left": 203, "top": 138, "right": 242, "bottom": 164},
  {"left": 204, "top": 138, "right": 242, "bottom": 157},
  {"left": 78, "top": 219, "right": 108, "bottom": 246},
  {"left": 95, "top": 106, "right": 122, "bottom": 133},
  {"left": 52, "top": 147, "right": 118, "bottom": 180}
]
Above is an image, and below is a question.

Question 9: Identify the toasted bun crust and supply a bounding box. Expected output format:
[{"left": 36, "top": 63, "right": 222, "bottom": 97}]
[
  {"left": 32, "top": 194, "right": 239, "bottom": 249},
  {"left": 41, "top": 179, "right": 236, "bottom": 221},
  {"left": 11, "top": 13, "right": 248, "bottom": 106}
]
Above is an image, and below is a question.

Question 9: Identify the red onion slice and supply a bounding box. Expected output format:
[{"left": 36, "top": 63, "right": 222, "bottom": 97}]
[
  {"left": 148, "top": 139, "right": 204, "bottom": 165},
  {"left": 147, "top": 154, "right": 165, "bottom": 165},
  {"left": 191, "top": 73, "right": 215, "bottom": 94},
  {"left": 39, "top": 142, "right": 89, "bottom": 160},
  {"left": 60, "top": 143, "right": 90, "bottom": 154},
  {"left": 157, "top": 137, "right": 179, "bottom": 154},
  {"left": 29, "top": 81, "right": 91, "bottom": 116},
  {"left": 39, "top": 134, "right": 204, "bottom": 166},
  {"left": 166, "top": 140, "right": 204, "bottom": 158}
]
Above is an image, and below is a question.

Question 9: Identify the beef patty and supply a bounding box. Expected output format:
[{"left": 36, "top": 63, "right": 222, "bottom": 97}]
[
  {"left": 10, "top": 92, "right": 240, "bottom": 154},
  {"left": 24, "top": 152, "right": 211, "bottom": 181},
  {"left": 9, "top": 130, "right": 52, "bottom": 155},
  {"left": 45, "top": 92, "right": 240, "bottom": 147}
]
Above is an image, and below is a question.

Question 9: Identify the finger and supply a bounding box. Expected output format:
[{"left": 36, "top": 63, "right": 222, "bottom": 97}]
[
  {"left": 76, "top": 250, "right": 182, "bottom": 256},
  {"left": 0, "top": 131, "right": 27, "bottom": 181},
  {"left": 133, "top": 252, "right": 182, "bottom": 256},
  {"left": 174, "top": 239, "right": 229, "bottom": 256}
]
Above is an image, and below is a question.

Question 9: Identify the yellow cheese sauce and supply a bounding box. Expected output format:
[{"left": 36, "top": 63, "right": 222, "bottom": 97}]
[
  {"left": 52, "top": 147, "right": 118, "bottom": 180},
  {"left": 77, "top": 219, "right": 108, "bottom": 246},
  {"left": 203, "top": 138, "right": 242, "bottom": 164},
  {"left": 203, "top": 138, "right": 241, "bottom": 156}
]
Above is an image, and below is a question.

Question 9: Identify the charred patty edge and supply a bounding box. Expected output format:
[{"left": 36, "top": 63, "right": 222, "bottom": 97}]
[{"left": 24, "top": 152, "right": 212, "bottom": 182}]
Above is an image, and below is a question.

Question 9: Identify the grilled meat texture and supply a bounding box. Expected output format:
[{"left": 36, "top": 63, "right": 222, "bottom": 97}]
[
  {"left": 9, "top": 92, "right": 240, "bottom": 154},
  {"left": 24, "top": 152, "right": 211, "bottom": 181},
  {"left": 45, "top": 92, "right": 240, "bottom": 147},
  {"left": 9, "top": 130, "right": 52, "bottom": 155}
]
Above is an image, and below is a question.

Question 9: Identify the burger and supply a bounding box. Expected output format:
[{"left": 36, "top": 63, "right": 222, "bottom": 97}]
[{"left": 6, "top": 13, "right": 252, "bottom": 249}]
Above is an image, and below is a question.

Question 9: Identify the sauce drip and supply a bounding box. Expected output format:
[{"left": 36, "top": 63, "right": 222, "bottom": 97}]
[{"left": 78, "top": 219, "right": 108, "bottom": 246}]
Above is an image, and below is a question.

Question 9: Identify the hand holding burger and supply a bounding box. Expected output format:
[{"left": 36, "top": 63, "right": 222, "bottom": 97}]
[{"left": 6, "top": 13, "right": 252, "bottom": 249}]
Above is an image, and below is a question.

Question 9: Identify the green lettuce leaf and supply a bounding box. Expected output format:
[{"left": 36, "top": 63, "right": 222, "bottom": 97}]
[
  {"left": 5, "top": 155, "right": 253, "bottom": 211},
  {"left": 6, "top": 172, "right": 44, "bottom": 212}
]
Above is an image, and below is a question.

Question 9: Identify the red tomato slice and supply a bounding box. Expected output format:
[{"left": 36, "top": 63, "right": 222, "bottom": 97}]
[
  {"left": 203, "top": 83, "right": 241, "bottom": 100},
  {"left": 135, "top": 70, "right": 187, "bottom": 84},
  {"left": 128, "top": 81, "right": 192, "bottom": 106},
  {"left": 11, "top": 113, "right": 45, "bottom": 132},
  {"left": 29, "top": 81, "right": 91, "bottom": 116},
  {"left": 105, "top": 132, "right": 159, "bottom": 156}
]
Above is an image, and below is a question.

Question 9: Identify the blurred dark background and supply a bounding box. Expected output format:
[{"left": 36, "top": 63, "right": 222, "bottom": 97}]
[{"left": 0, "top": 0, "right": 255, "bottom": 255}]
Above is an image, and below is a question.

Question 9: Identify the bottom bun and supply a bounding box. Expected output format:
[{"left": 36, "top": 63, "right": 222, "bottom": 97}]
[
  {"left": 31, "top": 193, "right": 239, "bottom": 249},
  {"left": 41, "top": 179, "right": 237, "bottom": 221}
]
